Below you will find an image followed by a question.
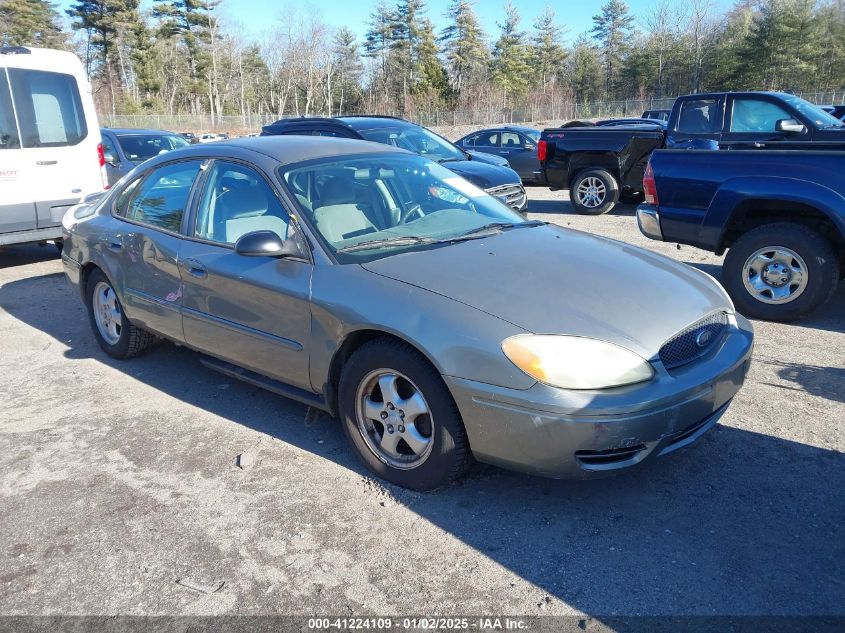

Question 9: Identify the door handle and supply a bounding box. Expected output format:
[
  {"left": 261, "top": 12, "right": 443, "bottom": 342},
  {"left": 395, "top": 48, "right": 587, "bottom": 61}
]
[
  {"left": 183, "top": 259, "right": 207, "bottom": 278},
  {"left": 37, "top": 160, "right": 58, "bottom": 166},
  {"left": 108, "top": 240, "right": 122, "bottom": 252}
]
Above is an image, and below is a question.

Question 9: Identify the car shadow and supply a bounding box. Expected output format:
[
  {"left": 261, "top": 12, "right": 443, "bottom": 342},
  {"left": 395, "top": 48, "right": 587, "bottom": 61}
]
[
  {"left": 684, "top": 260, "right": 845, "bottom": 333},
  {"left": 0, "top": 243, "right": 60, "bottom": 268},
  {"left": 1, "top": 272, "right": 843, "bottom": 616},
  {"left": 528, "top": 198, "right": 637, "bottom": 217}
]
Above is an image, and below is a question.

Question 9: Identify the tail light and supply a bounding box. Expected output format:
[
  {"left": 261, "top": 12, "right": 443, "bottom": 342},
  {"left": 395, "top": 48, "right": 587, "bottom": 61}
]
[
  {"left": 97, "top": 143, "right": 110, "bottom": 190},
  {"left": 537, "top": 140, "right": 547, "bottom": 162},
  {"left": 643, "top": 161, "right": 658, "bottom": 205}
]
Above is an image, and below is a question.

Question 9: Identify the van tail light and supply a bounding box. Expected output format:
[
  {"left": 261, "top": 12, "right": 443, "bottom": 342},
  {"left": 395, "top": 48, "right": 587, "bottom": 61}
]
[
  {"left": 643, "top": 161, "right": 658, "bottom": 205},
  {"left": 97, "top": 142, "right": 110, "bottom": 190},
  {"left": 537, "top": 139, "right": 547, "bottom": 162}
]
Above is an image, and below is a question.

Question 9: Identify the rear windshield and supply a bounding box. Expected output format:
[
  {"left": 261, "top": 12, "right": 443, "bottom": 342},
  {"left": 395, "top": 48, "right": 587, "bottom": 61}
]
[
  {"left": 7, "top": 68, "right": 87, "bottom": 148},
  {"left": 116, "top": 134, "right": 190, "bottom": 162}
]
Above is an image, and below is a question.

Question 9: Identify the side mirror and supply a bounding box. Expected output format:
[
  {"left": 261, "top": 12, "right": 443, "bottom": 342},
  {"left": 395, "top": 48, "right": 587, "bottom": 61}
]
[
  {"left": 775, "top": 118, "right": 806, "bottom": 134},
  {"left": 234, "top": 230, "right": 300, "bottom": 258},
  {"left": 103, "top": 150, "right": 118, "bottom": 166}
]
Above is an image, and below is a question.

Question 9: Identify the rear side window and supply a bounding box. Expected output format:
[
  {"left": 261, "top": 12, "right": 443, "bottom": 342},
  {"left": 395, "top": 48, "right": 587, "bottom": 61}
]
[
  {"left": 8, "top": 69, "right": 87, "bottom": 147},
  {"left": 0, "top": 70, "right": 20, "bottom": 149},
  {"left": 469, "top": 132, "right": 499, "bottom": 147},
  {"left": 676, "top": 99, "right": 722, "bottom": 134},
  {"left": 501, "top": 132, "right": 522, "bottom": 148},
  {"left": 124, "top": 160, "right": 203, "bottom": 232}
]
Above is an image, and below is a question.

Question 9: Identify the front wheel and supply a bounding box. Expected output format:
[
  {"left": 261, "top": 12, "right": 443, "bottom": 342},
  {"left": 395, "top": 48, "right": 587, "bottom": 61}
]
[
  {"left": 722, "top": 222, "right": 839, "bottom": 322},
  {"left": 338, "top": 338, "right": 470, "bottom": 491},
  {"left": 570, "top": 169, "right": 620, "bottom": 215}
]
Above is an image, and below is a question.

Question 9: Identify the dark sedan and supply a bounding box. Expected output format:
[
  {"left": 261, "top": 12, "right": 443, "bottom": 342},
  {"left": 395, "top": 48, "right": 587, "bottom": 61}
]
[
  {"left": 454, "top": 126, "right": 542, "bottom": 183},
  {"left": 100, "top": 128, "right": 190, "bottom": 186}
]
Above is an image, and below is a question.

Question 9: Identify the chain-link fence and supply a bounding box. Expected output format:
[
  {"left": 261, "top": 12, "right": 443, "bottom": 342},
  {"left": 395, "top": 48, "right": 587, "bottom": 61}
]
[{"left": 100, "top": 91, "right": 845, "bottom": 135}]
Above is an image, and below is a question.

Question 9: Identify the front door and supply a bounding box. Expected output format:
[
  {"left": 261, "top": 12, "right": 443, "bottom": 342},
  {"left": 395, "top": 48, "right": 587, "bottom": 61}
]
[
  {"left": 110, "top": 159, "right": 205, "bottom": 342},
  {"left": 179, "top": 160, "right": 313, "bottom": 390}
]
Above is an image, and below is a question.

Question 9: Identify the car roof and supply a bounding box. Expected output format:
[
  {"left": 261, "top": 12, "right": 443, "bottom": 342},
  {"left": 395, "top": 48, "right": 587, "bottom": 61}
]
[
  {"left": 214, "top": 135, "right": 407, "bottom": 165},
  {"left": 337, "top": 116, "right": 416, "bottom": 130},
  {"left": 103, "top": 128, "right": 177, "bottom": 135}
]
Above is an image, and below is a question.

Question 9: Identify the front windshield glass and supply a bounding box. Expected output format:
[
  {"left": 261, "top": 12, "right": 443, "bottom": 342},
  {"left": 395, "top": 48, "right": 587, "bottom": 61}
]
[
  {"left": 116, "top": 134, "right": 190, "bottom": 162},
  {"left": 281, "top": 154, "right": 529, "bottom": 263},
  {"left": 783, "top": 96, "right": 844, "bottom": 128},
  {"left": 523, "top": 129, "right": 541, "bottom": 141},
  {"left": 354, "top": 125, "right": 465, "bottom": 162}
]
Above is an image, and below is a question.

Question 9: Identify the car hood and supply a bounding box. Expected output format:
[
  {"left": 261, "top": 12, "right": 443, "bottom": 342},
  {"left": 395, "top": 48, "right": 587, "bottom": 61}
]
[
  {"left": 440, "top": 159, "right": 520, "bottom": 190},
  {"left": 360, "top": 224, "right": 734, "bottom": 358},
  {"left": 466, "top": 150, "right": 510, "bottom": 167}
]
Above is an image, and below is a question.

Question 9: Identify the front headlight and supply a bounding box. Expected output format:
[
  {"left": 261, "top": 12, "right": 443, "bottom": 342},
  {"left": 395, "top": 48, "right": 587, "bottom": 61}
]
[{"left": 502, "top": 335, "right": 654, "bottom": 390}]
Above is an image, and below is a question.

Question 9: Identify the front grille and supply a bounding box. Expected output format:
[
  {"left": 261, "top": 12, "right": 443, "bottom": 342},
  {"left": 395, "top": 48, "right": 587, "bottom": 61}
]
[
  {"left": 486, "top": 183, "right": 526, "bottom": 210},
  {"left": 658, "top": 312, "right": 729, "bottom": 370}
]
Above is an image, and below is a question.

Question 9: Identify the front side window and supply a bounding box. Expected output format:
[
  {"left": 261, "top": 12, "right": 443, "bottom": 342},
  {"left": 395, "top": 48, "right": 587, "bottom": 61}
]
[
  {"left": 731, "top": 99, "right": 794, "bottom": 133},
  {"left": 281, "top": 154, "right": 529, "bottom": 263},
  {"left": 676, "top": 99, "right": 722, "bottom": 134},
  {"left": 0, "top": 70, "right": 20, "bottom": 149},
  {"left": 501, "top": 132, "right": 522, "bottom": 148},
  {"left": 116, "top": 134, "right": 189, "bottom": 162},
  {"left": 195, "top": 161, "right": 290, "bottom": 245},
  {"left": 124, "top": 160, "right": 203, "bottom": 232},
  {"left": 8, "top": 68, "right": 87, "bottom": 147}
]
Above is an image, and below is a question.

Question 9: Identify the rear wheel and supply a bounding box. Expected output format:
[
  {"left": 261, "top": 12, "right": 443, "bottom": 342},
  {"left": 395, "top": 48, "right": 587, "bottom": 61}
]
[
  {"left": 722, "top": 222, "right": 839, "bottom": 322},
  {"left": 338, "top": 338, "right": 469, "bottom": 491},
  {"left": 86, "top": 269, "right": 157, "bottom": 358},
  {"left": 571, "top": 169, "right": 619, "bottom": 215}
]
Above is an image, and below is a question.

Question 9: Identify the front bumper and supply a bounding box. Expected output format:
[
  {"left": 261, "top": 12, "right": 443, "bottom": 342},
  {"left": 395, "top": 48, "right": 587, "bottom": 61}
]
[
  {"left": 637, "top": 204, "right": 663, "bottom": 241},
  {"left": 445, "top": 315, "right": 754, "bottom": 479}
]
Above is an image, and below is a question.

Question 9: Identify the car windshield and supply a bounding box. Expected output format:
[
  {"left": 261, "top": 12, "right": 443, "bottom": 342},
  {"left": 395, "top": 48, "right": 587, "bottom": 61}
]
[
  {"left": 353, "top": 125, "right": 465, "bottom": 163},
  {"left": 783, "top": 96, "right": 844, "bottom": 128},
  {"left": 521, "top": 129, "right": 540, "bottom": 141},
  {"left": 281, "top": 154, "right": 531, "bottom": 263},
  {"left": 116, "top": 134, "right": 190, "bottom": 162}
]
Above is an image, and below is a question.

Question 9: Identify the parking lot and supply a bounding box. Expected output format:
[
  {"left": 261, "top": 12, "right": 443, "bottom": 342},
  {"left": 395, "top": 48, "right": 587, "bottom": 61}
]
[{"left": 0, "top": 187, "right": 842, "bottom": 617}]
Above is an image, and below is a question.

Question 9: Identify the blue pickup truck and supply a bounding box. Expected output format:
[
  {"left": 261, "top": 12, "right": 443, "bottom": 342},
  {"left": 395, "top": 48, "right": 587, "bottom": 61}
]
[{"left": 637, "top": 150, "right": 844, "bottom": 321}]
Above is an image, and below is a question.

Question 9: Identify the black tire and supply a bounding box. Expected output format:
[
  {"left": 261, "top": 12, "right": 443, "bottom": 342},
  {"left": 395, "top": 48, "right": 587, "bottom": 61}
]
[
  {"left": 570, "top": 169, "right": 620, "bottom": 215},
  {"left": 722, "top": 222, "right": 839, "bottom": 322},
  {"left": 85, "top": 269, "right": 157, "bottom": 359},
  {"left": 338, "top": 337, "right": 469, "bottom": 491},
  {"left": 53, "top": 239, "right": 64, "bottom": 254}
]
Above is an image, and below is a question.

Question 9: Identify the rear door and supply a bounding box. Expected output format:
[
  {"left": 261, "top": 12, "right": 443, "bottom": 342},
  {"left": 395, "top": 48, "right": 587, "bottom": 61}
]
[
  {"left": 5, "top": 60, "right": 103, "bottom": 229},
  {"left": 179, "top": 159, "right": 313, "bottom": 390},
  {"left": 666, "top": 97, "right": 724, "bottom": 148},
  {"left": 0, "top": 67, "right": 32, "bottom": 233}
]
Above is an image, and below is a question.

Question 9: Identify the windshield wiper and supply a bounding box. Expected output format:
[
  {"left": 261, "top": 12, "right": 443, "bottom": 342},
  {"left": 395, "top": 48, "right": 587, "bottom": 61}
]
[
  {"left": 336, "top": 235, "right": 436, "bottom": 253},
  {"left": 448, "top": 220, "right": 545, "bottom": 241},
  {"left": 437, "top": 157, "right": 464, "bottom": 164}
]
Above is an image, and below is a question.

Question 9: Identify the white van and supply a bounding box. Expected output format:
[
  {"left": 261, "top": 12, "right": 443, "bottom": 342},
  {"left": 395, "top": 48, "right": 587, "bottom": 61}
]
[{"left": 0, "top": 46, "right": 107, "bottom": 247}]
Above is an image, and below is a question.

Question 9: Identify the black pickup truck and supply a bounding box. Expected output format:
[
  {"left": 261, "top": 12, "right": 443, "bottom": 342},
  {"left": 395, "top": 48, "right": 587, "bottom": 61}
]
[
  {"left": 538, "top": 91, "right": 845, "bottom": 215},
  {"left": 638, "top": 149, "right": 844, "bottom": 321}
]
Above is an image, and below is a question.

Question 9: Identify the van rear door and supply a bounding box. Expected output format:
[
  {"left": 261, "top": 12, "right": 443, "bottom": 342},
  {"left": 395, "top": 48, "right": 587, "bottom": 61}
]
[{"left": 0, "top": 67, "right": 35, "bottom": 233}]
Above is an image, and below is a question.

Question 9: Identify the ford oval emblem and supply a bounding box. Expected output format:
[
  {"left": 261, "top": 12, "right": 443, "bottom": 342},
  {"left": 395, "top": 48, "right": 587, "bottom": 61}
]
[{"left": 695, "top": 330, "right": 713, "bottom": 348}]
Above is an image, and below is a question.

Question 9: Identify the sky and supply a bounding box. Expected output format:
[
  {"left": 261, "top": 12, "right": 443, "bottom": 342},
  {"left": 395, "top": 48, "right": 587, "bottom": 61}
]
[{"left": 57, "top": 0, "right": 734, "bottom": 47}]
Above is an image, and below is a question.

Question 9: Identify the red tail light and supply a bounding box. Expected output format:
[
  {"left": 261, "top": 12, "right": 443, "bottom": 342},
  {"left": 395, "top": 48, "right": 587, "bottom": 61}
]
[
  {"left": 643, "top": 161, "right": 658, "bottom": 205},
  {"left": 537, "top": 140, "right": 547, "bottom": 162},
  {"left": 97, "top": 142, "right": 110, "bottom": 190}
]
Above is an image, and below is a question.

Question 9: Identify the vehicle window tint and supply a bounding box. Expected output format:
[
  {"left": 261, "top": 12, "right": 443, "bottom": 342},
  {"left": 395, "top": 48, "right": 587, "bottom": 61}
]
[
  {"left": 8, "top": 68, "right": 87, "bottom": 147},
  {"left": 125, "top": 160, "right": 202, "bottom": 232},
  {"left": 116, "top": 134, "right": 189, "bottom": 162},
  {"left": 676, "top": 99, "right": 722, "bottom": 134},
  {"left": 0, "top": 71, "right": 20, "bottom": 150},
  {"left": 101, "top": 134, "right": 117, "bottom": 160},
  {"left": 731, "top": 99, "right": 794, "bottom": 132},
  {"left": 473, "top": 132, "right": 499, "bottom": 147},
  {"left": 114, "top": 177, "right": 142, "bottom": 216},
  {"left": 195, "top": 161, "right": 289, "bottom": 245},
  {"left": 501, "top": 132, "right": 521, "bottom": 148}
]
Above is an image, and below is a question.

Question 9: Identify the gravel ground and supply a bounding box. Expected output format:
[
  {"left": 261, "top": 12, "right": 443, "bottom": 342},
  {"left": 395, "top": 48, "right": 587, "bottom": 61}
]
[{"left": 0, "top": 188, "right": 842, "bottom": 619}]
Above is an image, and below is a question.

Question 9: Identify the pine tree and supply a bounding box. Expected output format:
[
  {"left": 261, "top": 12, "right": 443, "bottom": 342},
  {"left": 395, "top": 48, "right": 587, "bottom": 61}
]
[
  {"left": 591, "top": 0, "right": 635, "bottom": 98},
  {"left": 364, "top": 1, "right": 397, "bottom": 108},
  {"left": 439, "top": 0, "right": 488, "bottom": 95},
  {"left": 530, "top": 6, "right": 567, "bottom": 93},
  {"left": 333, "top": 27, "right": 363, "bottom": 114},
  {"left": 490, "top": 2, "right": 533, "bottom": 105},
  {"left": 0, "top": 0, "right": 65, "bottom": 47},
  {"left": 568, "top": 35, "right": 603, "bottom": 104},
  {"left": 415, "top": 17, "right": 452, "bottom": 106}
]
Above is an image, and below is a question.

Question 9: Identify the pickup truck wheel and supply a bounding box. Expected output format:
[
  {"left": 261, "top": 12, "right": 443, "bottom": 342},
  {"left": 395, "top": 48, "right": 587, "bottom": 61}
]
[
  {"left": 571, "top": 169, "right": 619, "bottom": 215},
  {"left": 338, "top": 338, "right": 469, "bottom": 491},
  {"left": 723, "top": 223, "right": 839, "bottom": 322}
]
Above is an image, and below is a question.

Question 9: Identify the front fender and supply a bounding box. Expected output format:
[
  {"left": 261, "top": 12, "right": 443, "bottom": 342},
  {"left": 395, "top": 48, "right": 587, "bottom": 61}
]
[{"left": 701, "top": 175, "right": 845, "bottom": 251}]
